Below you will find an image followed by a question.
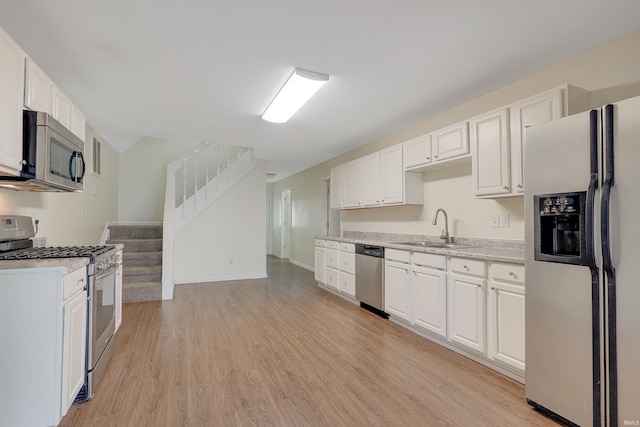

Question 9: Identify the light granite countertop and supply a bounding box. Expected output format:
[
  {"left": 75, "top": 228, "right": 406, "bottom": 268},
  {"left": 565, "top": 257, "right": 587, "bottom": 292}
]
[
  {"left": 319, "top": 232, "right": 525, "bottom": 264},
  {"left": 0, "top": 257, "right": 89, "bottom": 272}
]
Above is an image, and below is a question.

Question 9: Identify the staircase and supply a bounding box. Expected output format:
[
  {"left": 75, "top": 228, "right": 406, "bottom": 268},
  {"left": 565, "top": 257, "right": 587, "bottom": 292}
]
[{"left": 107, "top": 224, "right": 163, "bottom": 303}]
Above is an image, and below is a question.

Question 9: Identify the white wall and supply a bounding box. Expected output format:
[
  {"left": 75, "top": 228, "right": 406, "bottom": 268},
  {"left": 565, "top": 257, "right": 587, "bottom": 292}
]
[
  {"left": 118, "top": 137, "right": 199, "bottom": 222},
  {"left": 174, "top": 160, "right": 267, "bottom": 284},
  {"left": 0, "top": 125, "right": 120, "bottom": 245},
  {"left": 270, "top": 28, "right": 640, "bottom": 270}
]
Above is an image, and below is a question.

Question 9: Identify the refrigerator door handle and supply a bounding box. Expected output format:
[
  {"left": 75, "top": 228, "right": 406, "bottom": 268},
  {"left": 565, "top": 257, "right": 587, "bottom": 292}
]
[
  {"left": 586, "top": 109, "right": 602, "bottom": 427},
  {"left": 601, "top": 103, "right": 618, "bottom": 427}
]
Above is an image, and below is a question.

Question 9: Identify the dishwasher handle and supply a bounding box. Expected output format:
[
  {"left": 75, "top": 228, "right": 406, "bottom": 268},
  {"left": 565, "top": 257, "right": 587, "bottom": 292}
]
[{"left": 355, "top": 244, "right": 385, "bottom": 258}]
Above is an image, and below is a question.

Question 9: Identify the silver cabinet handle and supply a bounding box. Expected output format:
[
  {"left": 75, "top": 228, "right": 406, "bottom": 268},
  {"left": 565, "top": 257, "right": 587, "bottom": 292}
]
[
  {"left": 491, "top": 286, "right": 496, "bottom": 290},
  {"left": 516, "top": 184, "right": 523, "bottom": 189},
  {"left": 503, "top": 186, "right": 509, "bottom": 190},
  {"left": 508, "top": 271, "right": 516, "bottom": 276}
]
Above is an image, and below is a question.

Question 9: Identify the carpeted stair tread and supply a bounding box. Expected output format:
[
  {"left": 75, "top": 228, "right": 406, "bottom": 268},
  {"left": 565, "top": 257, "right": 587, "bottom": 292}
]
[
  {"left": 109, "top": 225, "right": 163, "bottom": 240},
  {"left": 122, "top": 281, "right": 162, "bottom": 303}
]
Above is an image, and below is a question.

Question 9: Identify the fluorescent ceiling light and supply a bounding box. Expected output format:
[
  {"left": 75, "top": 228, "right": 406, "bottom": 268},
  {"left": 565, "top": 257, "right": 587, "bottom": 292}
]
[{"left": 262, "top": 68, "right": 329, "bottom": 123}]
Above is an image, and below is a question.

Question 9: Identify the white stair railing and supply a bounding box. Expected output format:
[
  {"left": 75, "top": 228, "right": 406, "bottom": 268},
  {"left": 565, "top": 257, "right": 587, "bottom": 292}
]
[{"left": 162, "top": 143, "right": 256, "bottom": 300}]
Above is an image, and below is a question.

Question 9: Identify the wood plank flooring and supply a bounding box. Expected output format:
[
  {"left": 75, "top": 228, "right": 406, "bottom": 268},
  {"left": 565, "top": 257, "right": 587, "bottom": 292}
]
[{"left": 60, "top": 256, "right": 558, "bottom": 427}]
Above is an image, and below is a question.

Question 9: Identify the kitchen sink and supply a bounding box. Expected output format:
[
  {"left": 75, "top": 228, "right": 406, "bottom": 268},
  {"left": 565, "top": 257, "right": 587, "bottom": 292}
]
[{"left": 395, "top": 241, "right": 474, "bottom": 249}]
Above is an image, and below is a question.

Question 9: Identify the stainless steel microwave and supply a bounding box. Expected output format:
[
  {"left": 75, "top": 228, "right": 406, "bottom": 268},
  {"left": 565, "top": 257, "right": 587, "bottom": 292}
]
[{"left": 0, "top": 110, "right": 85, "bottom": 192}]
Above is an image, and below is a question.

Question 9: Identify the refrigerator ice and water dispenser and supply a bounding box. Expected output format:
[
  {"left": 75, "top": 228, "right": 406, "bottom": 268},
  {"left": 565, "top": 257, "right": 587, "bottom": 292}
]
[{"left": 534, "top": 192, "right": 588, "bottom": 265}]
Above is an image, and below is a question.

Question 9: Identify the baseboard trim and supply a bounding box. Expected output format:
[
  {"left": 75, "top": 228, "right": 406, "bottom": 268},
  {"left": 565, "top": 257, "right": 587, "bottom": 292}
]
[
  {"left": 175, "top": 272, "right": 267, "bottom": 285},
  {"left": 289, "top": 259, "right": 314, "bottom": 272}
]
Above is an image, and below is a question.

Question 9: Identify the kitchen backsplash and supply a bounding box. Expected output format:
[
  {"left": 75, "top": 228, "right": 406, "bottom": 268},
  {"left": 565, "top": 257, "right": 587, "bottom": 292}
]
[{"left": 342, "top": 231, "right": 524, "bottom": 250}]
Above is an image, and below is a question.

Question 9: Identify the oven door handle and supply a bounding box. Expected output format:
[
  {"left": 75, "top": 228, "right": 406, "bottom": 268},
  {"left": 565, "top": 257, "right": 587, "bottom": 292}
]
[{"left": 93, "top": 263, "right": 120, "bottom": 281}]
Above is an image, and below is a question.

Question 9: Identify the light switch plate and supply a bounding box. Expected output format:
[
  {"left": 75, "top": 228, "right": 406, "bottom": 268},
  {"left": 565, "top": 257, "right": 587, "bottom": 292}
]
[
  {"left": 500, "top": 213, "right": 510, "bottom": 228},
  {"left": 491, "top": 215, "right": 500, "bottom": 228}
]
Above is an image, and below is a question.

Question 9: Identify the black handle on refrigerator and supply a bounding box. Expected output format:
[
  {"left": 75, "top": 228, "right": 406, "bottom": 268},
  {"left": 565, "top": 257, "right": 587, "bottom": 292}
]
[
  {"left": 601, "top": 103, "right": 618, "bottom": 427},
  {"left": 585, "top": 109, "right": 602, "bottom": 427}
]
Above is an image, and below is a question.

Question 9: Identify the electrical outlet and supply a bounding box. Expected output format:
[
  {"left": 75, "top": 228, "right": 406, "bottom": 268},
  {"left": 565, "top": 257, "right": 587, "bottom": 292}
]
[
  {"left": 229, "top": 257, "right": 234, "bottom": 264},
  {"left": 491, "top": 214, "right": 500, "bottom": 228},
  {"left": 500, "top": 213, "right": 510, "bottom": 228},
  {"left": 410, "top": 216, "right": 418, "bottom": 226}
]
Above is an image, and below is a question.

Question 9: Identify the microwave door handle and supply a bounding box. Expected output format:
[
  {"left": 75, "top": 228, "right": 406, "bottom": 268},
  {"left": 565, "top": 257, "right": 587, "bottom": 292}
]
[{"left": 69, "top": 151, "right": 86, "bottom": 183}]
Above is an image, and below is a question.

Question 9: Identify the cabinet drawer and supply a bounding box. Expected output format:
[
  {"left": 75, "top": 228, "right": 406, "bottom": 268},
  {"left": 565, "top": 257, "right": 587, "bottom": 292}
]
[
  {"left": 326, "top": 249, "right": 339, "bottom": 269},
  {"left": 339, "top": 242, "right": 355, "bottom": 253},
  {"left": 315, "top": 239, "right": 326, "bottom": 247},
  {"left": 411, "top": 252, "right": 446, "bottom": 270},
  {"left": 63, "top": 268, "right": 87, "bottom": 299},
  {"left": 339, "top": 272, "right": 355, "bottom": 296},
  {"left": 341, "top": 252, "right": 355, "bottom": 275},
  {"left": 326, "top": 240, "right": 340, "bottom": 250},
  {"left": 326, "top": 267, "right": 338, "bottom": 289},
  {"left": 450, "top": 257, "right": 486, "bottom": 277},
  {"left": 385, "top": 248, "right": 410, "bottom": 264},
  {"left": 490, "top": 263, "right": 525, "bottom": 284}
]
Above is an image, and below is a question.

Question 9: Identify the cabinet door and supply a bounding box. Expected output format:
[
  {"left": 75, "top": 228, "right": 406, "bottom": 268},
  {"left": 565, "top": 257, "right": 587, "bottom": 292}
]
[
  {"left": 71, "top": 106, "right": 86, "bottom": 141},
  {"left": 330, "top": 166, "right": 342, "bottom": 209},
  {"left": 448, "top": 273, "right": 485, "bottom": 353},
  {"left": 341, "top": 159, "right": 363, "bottom": 208},
  {"left": 315, "top": 247, "right": 326, "bottom": 283},
  {"left": 61, "top": 290, "right": 87, "bottom": 415},
  {"left": 379, "top": 145, "right": 404, "bottom": 205},
  {"left": 0, "top": 27, "right": 25, "bottom": 175},
  {"left": 385, "top": 260, "right": 411, "bottom": 321},
  {"left": 53, "top": 86, "right": 72, "bottom": 129},
  {"left": 432, "top": 121, "right": 469, "bottom": 162},
  {"left": 325, "top": 248, "right": 339, "bottom": 269},
  {"left": 510, "top": 89, "right": 562, "bottom": 194},
  {"left": 325, "top": 267, "right": 339, "bottom": 290},
  {"left": 403, "top": 133, "right": 432, "bottom": 169},
  {"left": 339, "top": 272, "right": 356, "bottom": 297},
  {"left": 412, "top": 265, "right": 447, "bottom": 337},
  {"left": 25, "top": 58, "right": 53, "bottom": 113},
  {"left": 470, "top": 108, "right": 511, "bottom": 197},
  {"left": 362, "top": 153, "right": 380, "bottom": 206},
  {"left": 488, "top": 281, "right": 525, "bottom": 371}
]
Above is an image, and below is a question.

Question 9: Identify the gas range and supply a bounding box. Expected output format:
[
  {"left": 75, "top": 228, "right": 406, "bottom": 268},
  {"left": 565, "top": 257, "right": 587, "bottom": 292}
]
[{"left": 0, "top": 215, "right": 117, "bottom": 274}]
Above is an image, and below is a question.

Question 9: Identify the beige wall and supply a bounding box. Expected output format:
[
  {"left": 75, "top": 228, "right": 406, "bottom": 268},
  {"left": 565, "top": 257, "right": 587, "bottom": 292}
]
[
  {"left": 270, "top": 29, "right": 640, "bottom": 270},
  {"left": 0, "top": 125, "right": 120, "bottom": 245},
  {"left": 118, "top": 137, "right": 199, "bottom": 222}
]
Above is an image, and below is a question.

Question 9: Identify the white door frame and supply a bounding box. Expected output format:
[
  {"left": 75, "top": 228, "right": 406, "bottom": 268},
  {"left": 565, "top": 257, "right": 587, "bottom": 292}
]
[
  {"left": 281, "top": 188, "right": 291, "bottom": 259},
  {"left": 266, "top": 191, "right": 272, "bottom": 255}
]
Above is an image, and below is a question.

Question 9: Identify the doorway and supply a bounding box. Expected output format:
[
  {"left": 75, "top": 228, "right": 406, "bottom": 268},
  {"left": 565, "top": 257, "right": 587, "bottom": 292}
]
[{"left": 281, "top": 188, "right": 291, "bottom": 259}]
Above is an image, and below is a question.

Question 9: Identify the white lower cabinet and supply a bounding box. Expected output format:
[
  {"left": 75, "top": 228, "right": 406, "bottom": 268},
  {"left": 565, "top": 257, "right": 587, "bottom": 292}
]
[
  {"left": 411, "top": 253, "right": 447, "bottom": 338},
  {"left": 61, "top": 287, "right": 88, "bottom": 413},
  {"left": 314, "top": 239, "right": 326, "bottom": 284},
  {"left": 487, "top": 262, "right": 525, "bottom": 372},
  {"left": 0, "top": 265, "right": 88, "bottom": 427},
  {"left": 321, "top": 240, "right": 356, "bottom": 298},
  {"left": 448, "top": 257, "right": 487, "bottom": 354},
  {"left": 384, "top": 249, "right": 411, "bottom": 322},
  {"left": 338, "top": 243, "right": 356, "bottom": 297}
]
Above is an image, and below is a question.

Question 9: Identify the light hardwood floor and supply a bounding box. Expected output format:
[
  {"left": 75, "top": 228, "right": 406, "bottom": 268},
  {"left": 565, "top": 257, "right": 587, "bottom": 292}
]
[{"left": 60, "top": 256, "right": 558, "bottom": 427}]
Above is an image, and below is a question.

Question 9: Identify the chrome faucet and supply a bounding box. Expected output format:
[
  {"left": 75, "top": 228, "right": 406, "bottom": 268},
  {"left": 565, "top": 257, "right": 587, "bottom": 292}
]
[{"left": 432, "top": 208, "right": 450, "bottom": 243}]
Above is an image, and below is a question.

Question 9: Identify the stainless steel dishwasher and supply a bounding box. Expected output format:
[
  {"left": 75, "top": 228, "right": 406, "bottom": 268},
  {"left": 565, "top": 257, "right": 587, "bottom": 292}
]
[{"left": 355, "top": 244, "right": 387, "bottom": 318}]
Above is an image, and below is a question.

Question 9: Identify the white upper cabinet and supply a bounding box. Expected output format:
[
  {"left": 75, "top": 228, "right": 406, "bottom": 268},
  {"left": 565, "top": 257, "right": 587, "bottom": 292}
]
[
  {"left": 26, "top": 56, "right": 86, "bottom": 142},
  {"left": 473, "top": 85, "right": 587, "bottom": 198},
  {"left": 24, "top": 57, "right": 53, "bottom": 114},
  {"left": 333, "top": 143, "right": 422, "bottom": 209},
  {"left": 509, "top": 88, "right": 563, "bottom": 194},
  {"left": 403, "top": 133, "right": 432, "bottom": 169},
  {"left": 0, "top": 27, "right": 25, "bottom": 176},
  {"left": 470, "top": 108, "right": 511, "bottom": 197},
  {"left": 362, "top": 152, "right": 380, "bottom": 206},
  {"left": 432, "top": 120, "right": 469, "bottom": 162},
  {"left": 53, "top": 85, "right": 73, "bottom": 130},
  {"left": 379, "top": 144, "right": 405, "bottom": 205},
  {"left": 341, "top": 159, "right": 363, "bottom": 208}
]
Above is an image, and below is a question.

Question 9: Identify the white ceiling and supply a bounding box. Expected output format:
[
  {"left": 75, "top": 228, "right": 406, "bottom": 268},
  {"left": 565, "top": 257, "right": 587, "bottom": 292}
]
[{"left": 1, "top": 1, "right": 639, "bottom": 182}]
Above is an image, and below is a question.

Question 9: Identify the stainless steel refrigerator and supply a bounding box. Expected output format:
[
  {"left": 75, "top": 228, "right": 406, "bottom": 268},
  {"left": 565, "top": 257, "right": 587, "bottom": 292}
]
[{"left": 524, "top": 95, "right": 640, "bottom": 427}]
